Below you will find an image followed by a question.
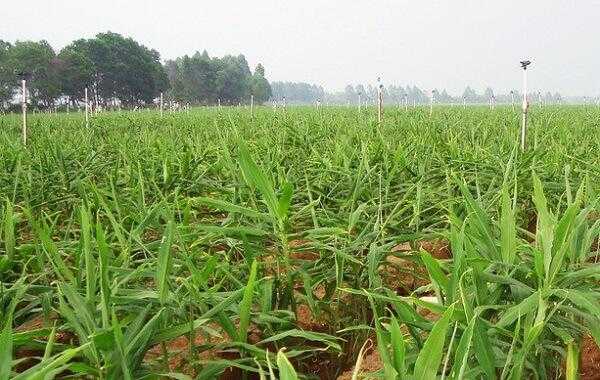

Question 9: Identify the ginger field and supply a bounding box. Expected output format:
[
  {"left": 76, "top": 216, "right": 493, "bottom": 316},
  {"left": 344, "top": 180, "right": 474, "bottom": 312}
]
[{"left": 1, "top": 105, "right": 600, "bottom": 379}]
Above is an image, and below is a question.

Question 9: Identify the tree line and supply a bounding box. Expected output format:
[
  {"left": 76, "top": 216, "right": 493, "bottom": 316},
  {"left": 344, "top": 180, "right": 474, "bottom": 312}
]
[
  {"left": 165, "top": 51, "right": 271, "bottom": 106},
  {"left": 270, "top": 82, "right": 563, "bottom": 105},
  {"left": 0, "top": 32, "right": 272, "bottom": 111}
]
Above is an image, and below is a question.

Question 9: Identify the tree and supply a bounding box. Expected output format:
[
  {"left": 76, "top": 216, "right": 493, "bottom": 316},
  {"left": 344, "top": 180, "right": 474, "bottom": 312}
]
[
  {"left": 6, "top": 40, "right": 61, "bottom": 107},
  {"left": 270, "top": 82, "right": 324, "bottom": 103},
  {"left": 57, "top": 43, "right": 95, "bottom": 103},
  {"left": 214, "top": 55, "right": 252, "bottom": 104},
  {"left": 462, "top": 86, "right": 478, "bottom": 102},
  {"left": 251, "top": 64, "right": 271, "bottom": 104},
  {"left": 60, "top": 32, "right": 168, "bottom": 106},
  {"left": 483, "top": 87, "right": 495, "bottom": 102},
  {"left": 94, "top": 32, "right": 167, "bottom": 105},
  {"left": 0, "top": 40, "right": 12, "bottom": 108},
  {"left": 167, "top": 50, "right": 263, "bottom": 105}
]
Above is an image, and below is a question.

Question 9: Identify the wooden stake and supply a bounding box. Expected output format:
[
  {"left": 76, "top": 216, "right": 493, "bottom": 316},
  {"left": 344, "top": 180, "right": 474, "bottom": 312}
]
[
  {"left": 377, "top": 87, "right": 383, "bottom": 123},
  {"left": 85, "top": 87, "right": 89, "bottom": 128},
  {"left": 21, "top": 79, "right": 27, "bottom": 146},
  {"left": 429, "top": 91, "right": 434, "bottom": 117},
  {"left": 511, "top": 91, "right": 515, "bottom": 111},
  {"left": 160, "top": 92, "right": 164, "bottom": 117},
  {"left": 94, "top": 87, "right": 99, "bottom": 114},
  {"left": 520, "top": 62, "right": 531, "bottom": 151}
]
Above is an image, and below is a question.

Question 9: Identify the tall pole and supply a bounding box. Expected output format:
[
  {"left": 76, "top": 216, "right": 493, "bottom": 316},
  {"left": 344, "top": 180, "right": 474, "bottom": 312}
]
[
  {"left": 510, "top": 91, "right": 515, "bottom": 111},
  {"left": 377, "top": 85, "right": 383, "bottom": 123},
  {"left": 250, "top": 94, "right": 254, "bottom": 118},
  {"left": 94, "top": 86, "right": 99, "bottom": 114},
  {"left": 376, "top": 77, "right": 383, "bottom": 123},
  {"left": 520, "top": 60, "right": 531, "bottom": 151},
  {"left": 429, "top": 91, "right": 434, "bottom": 117},
  {"left": 85, "top": 87, "right": 89, "bottom": 128},
  {"left": 21, "top": 80, "right": 27, "bottom": 146},
  {"left": 160, "top": 92, "right": 164, "bottom": 117}
]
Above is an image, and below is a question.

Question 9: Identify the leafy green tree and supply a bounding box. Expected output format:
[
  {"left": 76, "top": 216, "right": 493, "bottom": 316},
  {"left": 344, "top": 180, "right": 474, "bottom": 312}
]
[
  {"left": 57, "top": 44, "right": 95, "bottom": 104},
  {"left": 6, "top": 40, "right": 61, "bottom": 107},
  {"left": 0, "top": 40, "right": 13, "bottom": 108},
  {"left": 271, "top": 82, "right": 324, "bottom": 103},
  {"left": 92, "top": 32, "right": 167, "bottom": 105},
  {"left": 60, "top": 33, "right": 167, "bottom": 107},
  {"left": 214, "top": 55, "right": 251, "bottom": 104},
  {"left": 462, "top": 86, "right": 478, "bottom": 102},
  {"left": 251, "top": 64, "right": 271, "bottom": 104},
  {"left": 169, "top": 51, "right": 217, "bottom": 104}
]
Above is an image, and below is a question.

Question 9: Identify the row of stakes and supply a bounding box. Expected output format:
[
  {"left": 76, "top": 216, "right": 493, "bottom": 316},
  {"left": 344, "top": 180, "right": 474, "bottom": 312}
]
[{"left": 16, "top": 60, "right": 534, "bottom": 150}]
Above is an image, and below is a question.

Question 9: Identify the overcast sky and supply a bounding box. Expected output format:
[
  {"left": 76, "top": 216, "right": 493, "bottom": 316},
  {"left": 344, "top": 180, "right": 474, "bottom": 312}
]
[{"left": 2, "top": 1, "right": 599, "bottom": 96}]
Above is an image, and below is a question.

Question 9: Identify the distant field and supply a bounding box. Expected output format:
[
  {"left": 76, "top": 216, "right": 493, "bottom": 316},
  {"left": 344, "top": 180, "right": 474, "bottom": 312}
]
[{"left": 1, "top": 106, "right": 599, "bottom": 379}]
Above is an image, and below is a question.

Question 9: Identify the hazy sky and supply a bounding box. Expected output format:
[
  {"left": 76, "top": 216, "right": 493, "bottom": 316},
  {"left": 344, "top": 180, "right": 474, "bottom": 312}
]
[{"left": 2, "top": 1, "right": 599, "bottom": 96}]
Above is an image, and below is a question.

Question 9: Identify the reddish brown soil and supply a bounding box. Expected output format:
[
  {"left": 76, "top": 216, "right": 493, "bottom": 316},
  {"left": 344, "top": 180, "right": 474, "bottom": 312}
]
[
  {"left": 144, "top": 321, "right": 262, "bottom": 378},
  {"left": 581, "top": 335, "right": 600, "bottom": 380},
  {"left": 383, "top": 239, "right": 451, "bottom": 295},
  {"left": 337, "top": 344, "right": 382, "bottom": 380},
  {"left": 296, "top": 303, "right": 328, "bottom": 332}
]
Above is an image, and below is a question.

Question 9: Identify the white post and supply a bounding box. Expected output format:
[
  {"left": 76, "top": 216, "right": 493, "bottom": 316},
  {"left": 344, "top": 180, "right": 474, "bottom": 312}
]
[
  {"left": 21, "top": 80, "right": 27, "bottom": 146},
  {"left": 520, "top": 61, "right": 531, "bottom": 151},
  {"left": 429, "top": 91, "right": 434, "bottom": 116},
  {"left": 404, "top": 95, "right": 408, "bottom": 111},
  {"left": 250, "top": 94, "right": 254, "bottom": 118},
  {"left": 94, "top": 87, "right": 99, "bottom": 115},
  {"left": 377, "top": 86, "right": 383, "bottom": 123},
  {"left": 85, "top": 87, "right": 89, "bottom": 128},
  {"left": 218, "top": 98, "right": 221, "bottom": 109},
  {"left": 511, "top": 91, "right": 515, "bottom": 111},
  {"left": 282, "top": 96, "right": 286, "bottom": 111},
  {"left": 358, "top": 93, "right": 362, "bottom": 112},
  {"left": 462, "top": 96, "right": 466, "bottom": 109},
  {"left": 160, "top": 92, "right": 164, "bottom": 117}
]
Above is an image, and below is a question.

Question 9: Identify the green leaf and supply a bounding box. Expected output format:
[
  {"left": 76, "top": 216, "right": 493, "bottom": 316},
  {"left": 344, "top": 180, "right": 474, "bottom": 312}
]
[
  {"left": 500, "top": 184, "right": 516, "bottom": 265},
  {"left": 420, "top": 249, "right": 449, "bottom": 296},
  {"left": 238, "top": 260, "right": 259, "bottom": 343},
  {"left": 157, "top": 220, "right": 174, "bottom": 305},
  {"left": 192, "top": 197, "right": 269, "bottom": 220},
  {"left": 277, "top": 182, "right": 294, "bottom": 221},
  {"left": 389, "top": 315, "right": 406, "bottom": 377},
  {"left": 414, "top": 304, "right": 455, "bottom": 379},
  {"left": 276, "top": 350, "right": 299, "bottom": 380},
  {"left": 238, "top": 141, "right": 279, "bottom": 221}
]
